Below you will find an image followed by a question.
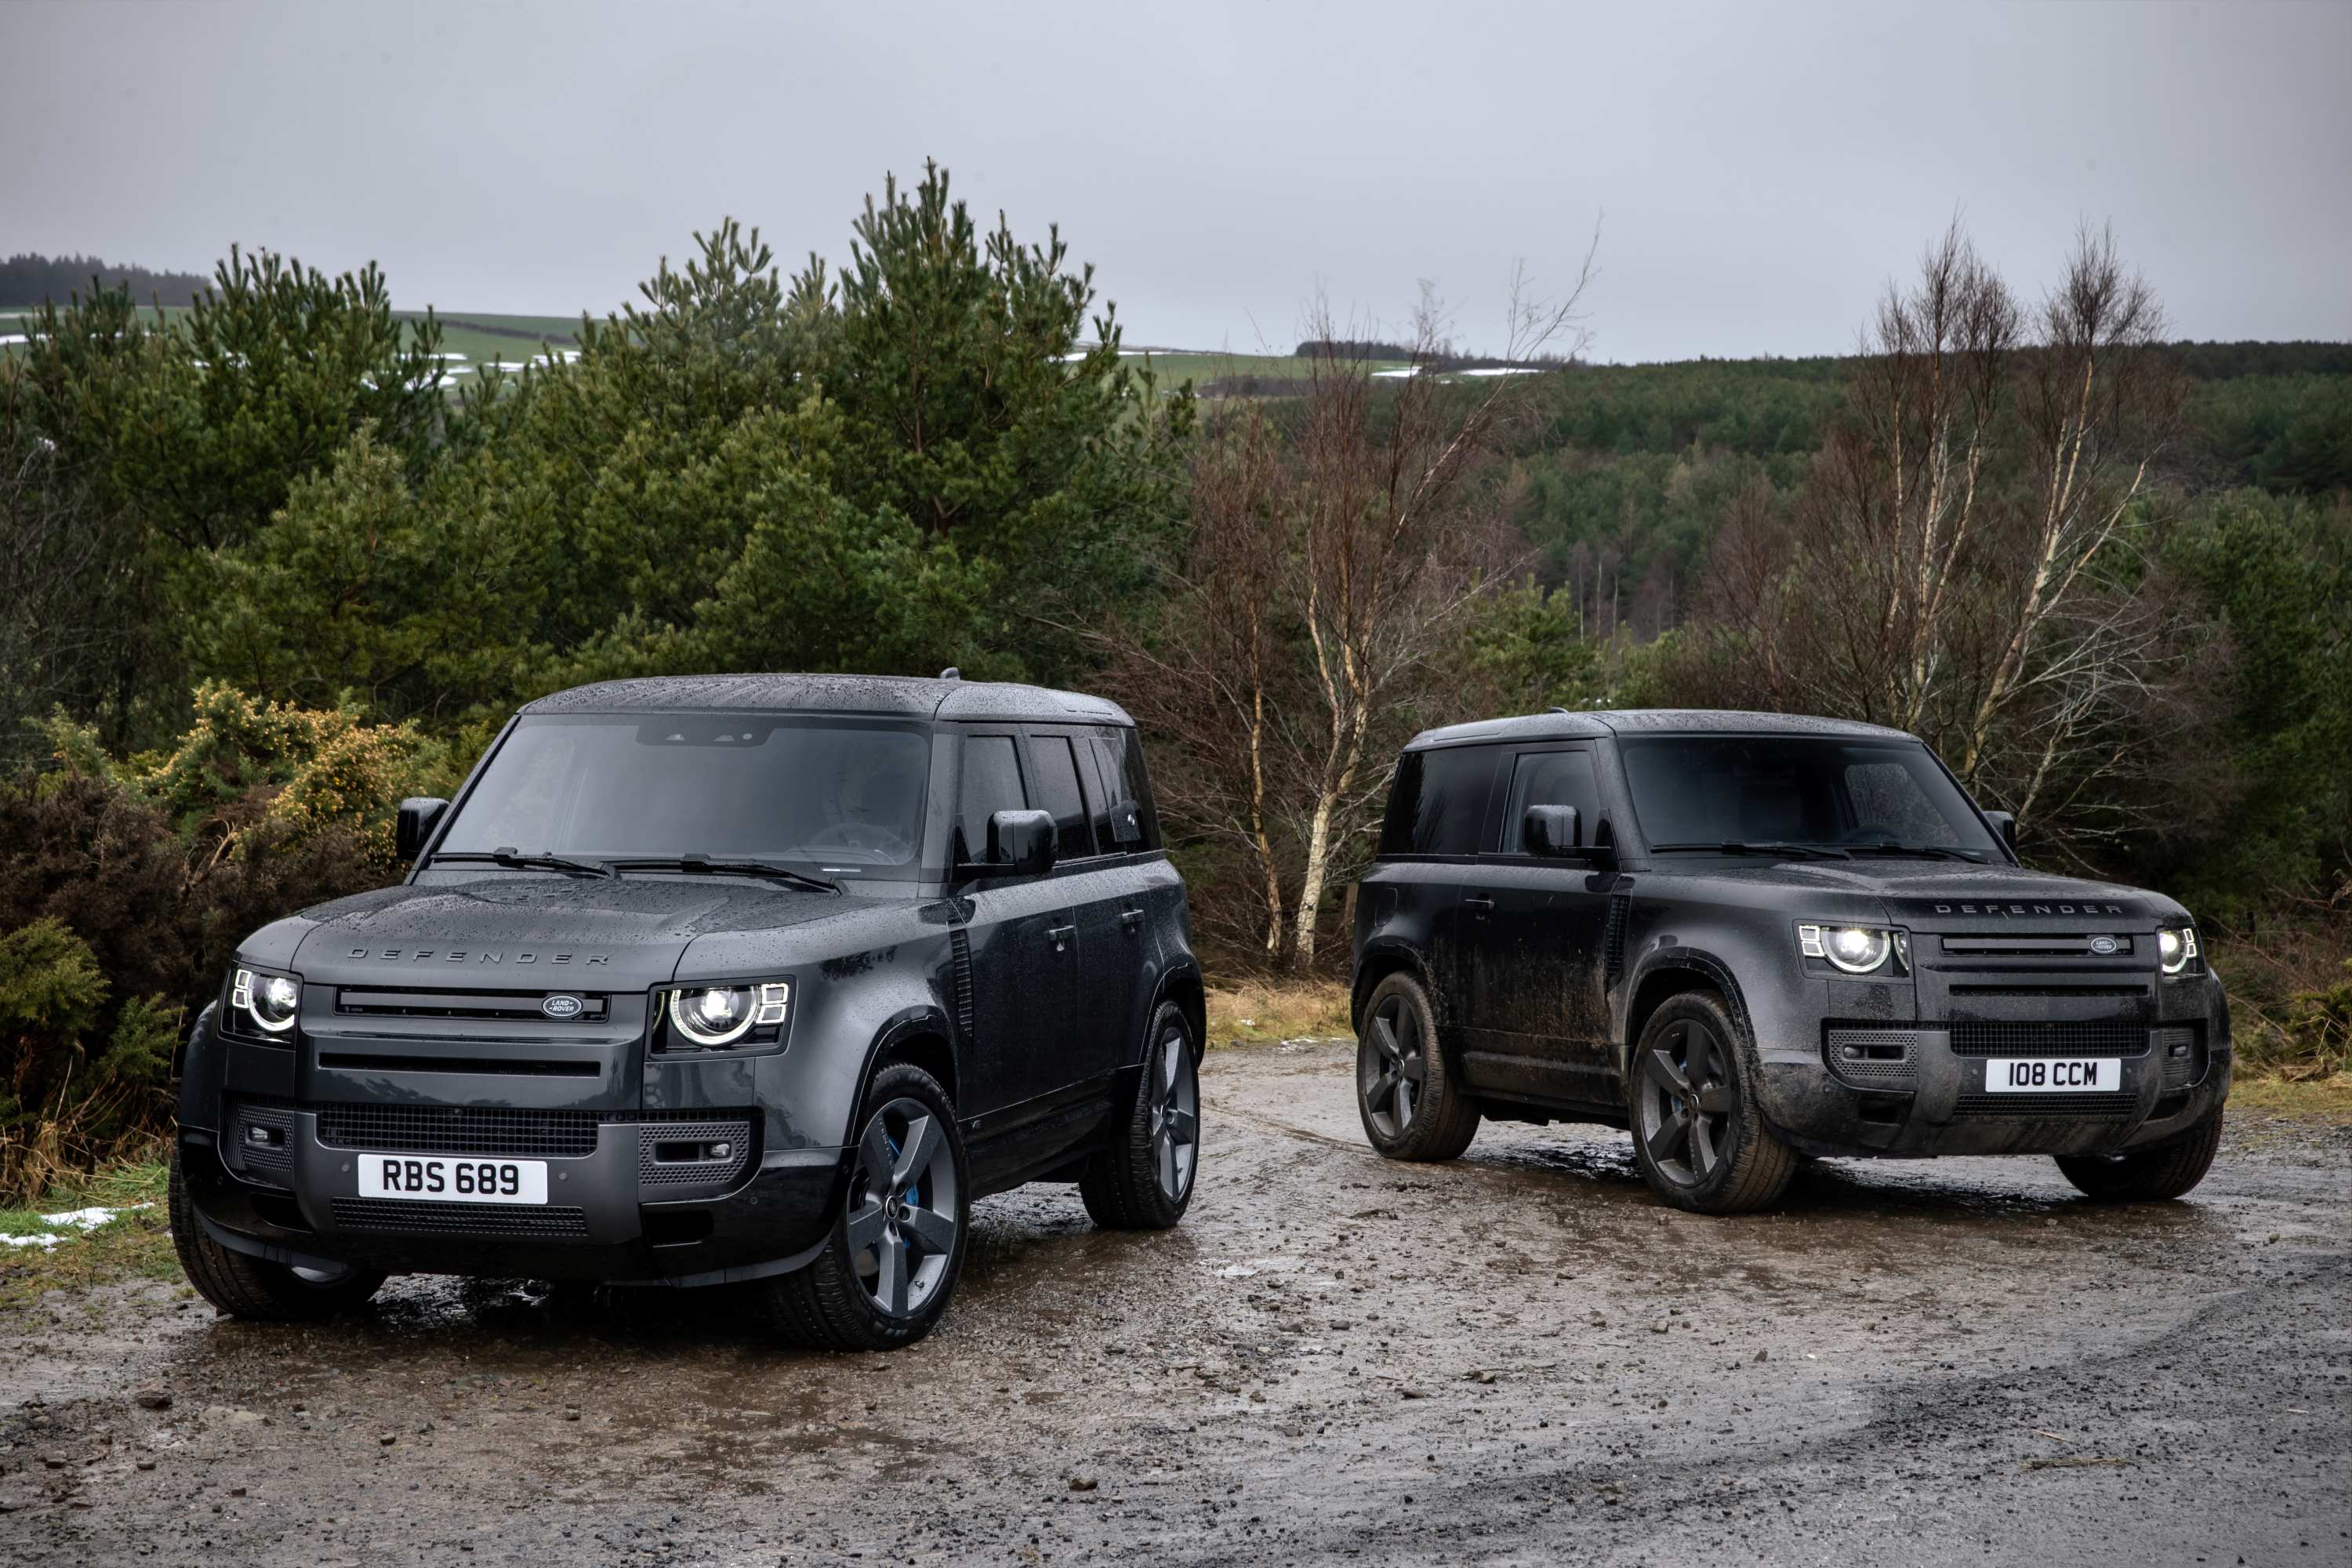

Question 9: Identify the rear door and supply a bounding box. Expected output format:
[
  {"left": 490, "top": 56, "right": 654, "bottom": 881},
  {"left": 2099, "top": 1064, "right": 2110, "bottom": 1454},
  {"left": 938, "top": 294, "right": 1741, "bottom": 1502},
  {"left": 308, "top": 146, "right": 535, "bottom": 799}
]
[
  {"left": 1457, "top": 746, "right": 1615, "bottom": 1105},
  {"left": 1021, "top": 727, "right": 1132, "bottom": 1098}
]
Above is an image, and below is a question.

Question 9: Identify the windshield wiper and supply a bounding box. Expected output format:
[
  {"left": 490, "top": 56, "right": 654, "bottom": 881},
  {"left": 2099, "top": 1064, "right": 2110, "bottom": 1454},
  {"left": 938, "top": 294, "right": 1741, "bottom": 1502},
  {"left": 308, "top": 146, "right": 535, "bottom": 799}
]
[
  {"left": 434, "top": 847, "right": 618, "bottom": 879},
  {"left": 1845, "top": 841, "right": 1984, "bottom": 862},
  {"left": 1651, "top": 840, "right": 1851, "bottom": 861},
  {"left": 610, "top": 855, "right": 843, "bottom": 895}
]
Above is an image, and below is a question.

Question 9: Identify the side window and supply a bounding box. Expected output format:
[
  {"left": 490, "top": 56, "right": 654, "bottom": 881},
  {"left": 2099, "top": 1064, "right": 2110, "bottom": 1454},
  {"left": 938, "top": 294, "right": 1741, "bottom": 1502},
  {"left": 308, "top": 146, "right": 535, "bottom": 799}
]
[
  {"left": 956, "top": 735, "right": 1025, "bottom": 866},
  {"left": 1381, "top": 745, "right": 1499, "bottom": 857},
  {"left": 1086, "top": 728, "right": 1158, "bottom": 851},
  {"left": 1028, "top": 734, "right": 1097, "bottom": 862},
  {"left": 1499, "top": 749, "right": 1601, "bottom": 854}
]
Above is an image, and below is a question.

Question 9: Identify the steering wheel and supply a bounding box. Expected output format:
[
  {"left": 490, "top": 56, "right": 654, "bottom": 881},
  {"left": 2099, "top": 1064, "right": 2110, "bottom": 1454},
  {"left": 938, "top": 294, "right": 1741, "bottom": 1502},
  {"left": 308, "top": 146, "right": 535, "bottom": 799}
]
[{"left": 802, "top": 822, "right": 915, "bottom": 863}]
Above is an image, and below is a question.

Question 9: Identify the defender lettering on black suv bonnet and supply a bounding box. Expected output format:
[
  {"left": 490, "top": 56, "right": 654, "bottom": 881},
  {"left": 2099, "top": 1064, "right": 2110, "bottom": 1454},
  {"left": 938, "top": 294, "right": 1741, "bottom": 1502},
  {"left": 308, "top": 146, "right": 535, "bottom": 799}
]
[
  {"left": 1349, "top": 709, "right": 2230, "bottom": 1214},
  {"left": 172, "top": 673, "right": 1205, "bottom": 1350}
]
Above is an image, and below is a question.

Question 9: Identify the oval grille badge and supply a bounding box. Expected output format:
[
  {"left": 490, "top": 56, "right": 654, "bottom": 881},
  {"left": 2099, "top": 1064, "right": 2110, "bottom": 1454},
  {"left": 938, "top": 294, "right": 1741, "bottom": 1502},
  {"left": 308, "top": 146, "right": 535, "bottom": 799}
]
[
  {"left": 2089, "top": 936, "right": 2118, "bottom": 955},
  {"left": 542, "top": 994, "right": 584, "bottom": 1019}
]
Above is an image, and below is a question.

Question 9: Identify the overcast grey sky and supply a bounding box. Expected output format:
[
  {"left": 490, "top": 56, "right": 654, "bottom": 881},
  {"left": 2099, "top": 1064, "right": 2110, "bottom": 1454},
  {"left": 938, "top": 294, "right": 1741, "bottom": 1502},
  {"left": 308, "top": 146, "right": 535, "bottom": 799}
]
[{"left": 4, "top": 0, "right": 2347, "bottom": 361}]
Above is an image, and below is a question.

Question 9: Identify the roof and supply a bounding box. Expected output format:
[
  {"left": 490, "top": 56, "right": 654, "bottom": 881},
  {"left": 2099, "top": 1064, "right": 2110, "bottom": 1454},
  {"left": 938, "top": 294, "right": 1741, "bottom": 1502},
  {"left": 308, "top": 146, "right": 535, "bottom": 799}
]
[
  {"left": 1406, "top": 708, "right": 1918, "bottom": 750},
  {"left": 520, "top": 673, "right": 1133, "bottom": 726}
]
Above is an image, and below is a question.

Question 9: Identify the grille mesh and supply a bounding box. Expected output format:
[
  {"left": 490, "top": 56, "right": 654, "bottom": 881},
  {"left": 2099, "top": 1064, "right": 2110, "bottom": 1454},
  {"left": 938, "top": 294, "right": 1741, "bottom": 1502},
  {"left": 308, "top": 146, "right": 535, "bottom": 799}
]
[
  {"left": 1949, "top": 1021, "right": 2151, "bottom": 1058},
  {"left": 318, "top": 1104, "right": 601, "bottom": 1158},
  {"left": 330, "top": 1197, "right": 588, "bottom": 1236},
  {"left": 637, "top": 1120, "right": 754, "bottom": 1187},
  {"left": 1954, "top": 1091, "right": 2139, "bottom": 1118},
  {"left": 230, "top": 1102, "right": 294, "bottom": 1185},
  {"left": 2154, "top": 1025, "right": 2203, "bottom": 1088},
  {"left": 1824, "top": 1028, "right": 1919, "bottom": 1087}
]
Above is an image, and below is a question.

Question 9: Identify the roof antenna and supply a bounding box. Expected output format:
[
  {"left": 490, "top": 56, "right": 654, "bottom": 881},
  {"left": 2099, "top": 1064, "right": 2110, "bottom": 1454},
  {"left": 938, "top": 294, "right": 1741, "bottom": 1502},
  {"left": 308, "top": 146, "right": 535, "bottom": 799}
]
[{"left": 938, "top": 666, "right": 962, "bottom": 681}]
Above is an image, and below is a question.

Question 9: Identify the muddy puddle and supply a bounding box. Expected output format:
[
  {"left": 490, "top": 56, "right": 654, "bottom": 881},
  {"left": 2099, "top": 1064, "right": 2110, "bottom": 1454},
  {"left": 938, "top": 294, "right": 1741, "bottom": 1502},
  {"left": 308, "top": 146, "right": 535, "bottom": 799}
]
[{"left": 3, "top": 1038, "right": 2344, "bottom": 1565}]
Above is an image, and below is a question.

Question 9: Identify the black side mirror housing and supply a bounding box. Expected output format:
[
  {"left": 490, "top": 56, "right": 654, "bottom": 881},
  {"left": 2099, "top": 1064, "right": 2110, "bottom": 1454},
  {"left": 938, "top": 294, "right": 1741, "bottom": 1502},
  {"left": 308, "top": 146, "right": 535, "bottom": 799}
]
[
  {"left": 1983, "top": 809, "right": 2017, "bottom": 852},
  {"left": 1524, "top": 804, "right": 1582, "bottom": 857},
  {"left": 969, "top": 808, "right": 1057, "bottom": 878},
  {"left": 396, "top": 797, "right": 449, "bottom": 861}
]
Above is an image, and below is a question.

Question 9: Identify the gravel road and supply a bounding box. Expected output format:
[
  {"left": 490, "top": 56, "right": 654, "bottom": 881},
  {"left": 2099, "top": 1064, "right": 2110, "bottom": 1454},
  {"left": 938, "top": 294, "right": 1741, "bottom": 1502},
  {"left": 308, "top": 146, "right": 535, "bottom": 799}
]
[{"left": 4, "top": 1038, "right": 2346, "bottom": 1566}]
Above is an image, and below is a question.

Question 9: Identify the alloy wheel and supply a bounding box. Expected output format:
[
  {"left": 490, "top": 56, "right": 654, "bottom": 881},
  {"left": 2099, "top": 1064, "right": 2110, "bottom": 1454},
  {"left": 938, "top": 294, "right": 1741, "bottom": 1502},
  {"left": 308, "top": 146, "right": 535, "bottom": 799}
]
[
  {"left": 1637, "top": 1018, "right": 1736, "bottom": 1185},
  {"left": 845, "top": 1097, "right": 960, "bottom": 1318},
  {"left": 1359, "top": 994, "right": 1428, "bottom": 1138},
  {"left": 1149, "top": 1026, "right": 1200, "bottom": 1202}
]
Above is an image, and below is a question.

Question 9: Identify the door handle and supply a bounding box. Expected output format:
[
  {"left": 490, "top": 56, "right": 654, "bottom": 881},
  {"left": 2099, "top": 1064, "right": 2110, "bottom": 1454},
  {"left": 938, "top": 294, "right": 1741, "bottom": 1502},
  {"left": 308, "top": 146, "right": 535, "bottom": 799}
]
[
  {"left": 1047, "top": 924, "right": 1076, "bottom": 953},
  {"left": 1119, "top": 908, "right": 1145, "bottom": 931},
  {"left": 1464, "top": 895, "right": 1495, "bottom": 913}
]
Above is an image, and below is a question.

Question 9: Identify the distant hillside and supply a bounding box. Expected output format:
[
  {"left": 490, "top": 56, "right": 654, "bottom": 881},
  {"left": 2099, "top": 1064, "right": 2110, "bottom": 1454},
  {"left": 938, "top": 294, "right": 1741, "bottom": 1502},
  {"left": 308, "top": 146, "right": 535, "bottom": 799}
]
[{"left": 0, "top": 252, "right": 211, "bottom": 307}]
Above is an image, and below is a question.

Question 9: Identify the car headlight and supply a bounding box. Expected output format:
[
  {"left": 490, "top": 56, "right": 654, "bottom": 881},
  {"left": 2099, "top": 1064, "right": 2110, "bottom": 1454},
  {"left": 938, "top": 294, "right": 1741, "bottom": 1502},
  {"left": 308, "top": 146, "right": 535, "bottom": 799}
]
[
  {"left": 1797, "top": 924, "right": 1904, "bottom": 975},
  {"left": 664, "top": 981, "right": 790, "bottom": 1048},
  {"left": 2158, "top": 926, "right": 2199, "bottom": 976},
  {"left": 231, "top": 966, "right": 300, "bottom": 1034}
]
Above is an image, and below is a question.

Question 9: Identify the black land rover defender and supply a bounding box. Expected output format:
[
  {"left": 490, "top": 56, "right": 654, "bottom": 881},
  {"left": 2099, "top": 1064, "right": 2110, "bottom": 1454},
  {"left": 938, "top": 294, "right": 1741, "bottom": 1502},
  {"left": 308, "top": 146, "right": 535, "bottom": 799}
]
[
  {"left": 172, "top": 673, "right": 1205, "bottom": 1349},
  {"left": 1350, "top": 710, "right": 2230, "bottom": 1214}
]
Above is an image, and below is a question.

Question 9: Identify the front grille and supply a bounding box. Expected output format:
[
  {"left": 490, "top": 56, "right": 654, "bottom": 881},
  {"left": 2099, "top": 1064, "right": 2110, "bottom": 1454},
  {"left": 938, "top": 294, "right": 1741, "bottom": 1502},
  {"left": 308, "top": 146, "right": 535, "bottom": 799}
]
[
  {"left": 330, "top": 1198, "right": 589, "bottom": 1236},
  {"left": 1953, "top": 1091, "right": 2140, "bottom": 1118},
  {"left": 318, "top": 1105, "right": 603, "bottom": 1158},
  {"left": 1949, "top": 1021, "right": 2151, "bottom": 1058},
  {"left": 1937, "top": 934, "right": 2135, "bottom": 957},
  {"left": 637, "top": 1119, "right": 755, "bottom": 1188},
  {"left": 1824, "top": 1027, "right": 1919, "bottom": 1087},
  {"left": 229, "top": 1102, "right": 294, "bottom": 1185},
  {"left": 334, "top": 987, "right": 610, "bottom": 1022}
]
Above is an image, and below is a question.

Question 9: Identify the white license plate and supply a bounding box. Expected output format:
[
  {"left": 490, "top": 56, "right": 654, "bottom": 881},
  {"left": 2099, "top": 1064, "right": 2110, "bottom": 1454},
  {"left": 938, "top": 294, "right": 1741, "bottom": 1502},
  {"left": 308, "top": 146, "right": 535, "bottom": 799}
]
[
  {"left": 1981, "top": 1058, "right": 2121, "bottom": 1093},
  {"left": 354, "top": 1152, "right": 547, "bottom": 1204}
]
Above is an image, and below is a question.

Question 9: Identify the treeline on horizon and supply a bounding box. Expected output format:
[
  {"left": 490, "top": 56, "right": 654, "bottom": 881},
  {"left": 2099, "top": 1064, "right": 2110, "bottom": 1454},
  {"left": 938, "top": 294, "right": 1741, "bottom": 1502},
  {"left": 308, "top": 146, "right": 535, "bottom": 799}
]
[
  {"left": 1, "top": 252, "right": 212, "bottom": 309},
  {"left": 0, "top": 174, "right": 2346, "bottom": 1190}
]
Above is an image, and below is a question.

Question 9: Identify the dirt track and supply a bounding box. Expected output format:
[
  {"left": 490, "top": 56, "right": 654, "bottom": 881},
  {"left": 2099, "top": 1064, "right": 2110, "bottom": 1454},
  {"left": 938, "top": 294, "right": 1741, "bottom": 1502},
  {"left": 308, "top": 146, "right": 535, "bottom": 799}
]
[{"left": 4, "top": 1039, "right": 2347, "bottom": 1566}]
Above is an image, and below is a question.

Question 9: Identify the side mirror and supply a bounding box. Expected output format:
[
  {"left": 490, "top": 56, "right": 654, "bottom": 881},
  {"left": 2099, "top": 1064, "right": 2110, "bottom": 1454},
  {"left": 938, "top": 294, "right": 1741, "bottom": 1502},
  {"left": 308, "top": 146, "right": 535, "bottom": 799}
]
[
  {"left": 396, "top": 797, "right": 449, "bottom": 861},
  {"left": 1524, "top": 804, "right": 1582, "bottom": 857},
  {"left": 970, "top": 808, "right": 1056, "bottom": 878},
  {"left": 1983, "top": 809, "right": 2017, "bottom": 852}
]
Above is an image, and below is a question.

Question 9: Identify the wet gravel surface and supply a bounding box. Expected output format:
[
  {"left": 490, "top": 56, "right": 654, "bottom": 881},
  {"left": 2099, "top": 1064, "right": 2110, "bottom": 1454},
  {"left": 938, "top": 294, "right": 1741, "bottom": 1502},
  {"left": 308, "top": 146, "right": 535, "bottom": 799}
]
[{"left": 4, "top": 1039, "right": 2347, "bottom": 1566}]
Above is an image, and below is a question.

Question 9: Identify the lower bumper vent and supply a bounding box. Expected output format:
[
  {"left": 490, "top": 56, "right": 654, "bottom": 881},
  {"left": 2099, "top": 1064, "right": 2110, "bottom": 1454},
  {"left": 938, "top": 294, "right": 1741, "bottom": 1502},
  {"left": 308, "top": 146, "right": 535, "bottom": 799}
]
[
  {"left": 329, "top": 1198, "right": 590, "bottom": 1236},
  {"left": 1950, "top": 1021, "right": 2151, "bottom": 1058},
  {"left": 1825, "top": 1028, "right": 1920, "bottom": 1088},
  {"left": 1953, "top": 1091, "right": 2139, "bottom": 1119},
  {"left": 638, "top": 1120, "right": 755, "bottom": 1188},
  {"left": 229, "top": 1101, "right": 295, "bottom": 1186},
  {"left": 2154, "top": 1025, "right": 2205, "bottom": 1089}
]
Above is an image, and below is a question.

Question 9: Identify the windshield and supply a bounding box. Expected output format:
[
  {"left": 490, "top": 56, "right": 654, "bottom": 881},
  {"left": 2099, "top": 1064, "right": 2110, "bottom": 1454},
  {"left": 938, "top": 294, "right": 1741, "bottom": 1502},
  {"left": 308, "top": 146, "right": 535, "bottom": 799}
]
[
  {"left": 1618, "top": 735, "right": 2000, "bottom": 857},
  {"left": 437, "top": 714, "right": 932, "bottom": 879}
]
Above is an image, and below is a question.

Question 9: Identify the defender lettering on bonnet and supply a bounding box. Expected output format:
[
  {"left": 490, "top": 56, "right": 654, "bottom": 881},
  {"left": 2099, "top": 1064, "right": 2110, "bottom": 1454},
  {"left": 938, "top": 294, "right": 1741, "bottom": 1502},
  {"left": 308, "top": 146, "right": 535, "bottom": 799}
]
[{"left": 346, "top": 948, "right": 610, "bottom": 964}]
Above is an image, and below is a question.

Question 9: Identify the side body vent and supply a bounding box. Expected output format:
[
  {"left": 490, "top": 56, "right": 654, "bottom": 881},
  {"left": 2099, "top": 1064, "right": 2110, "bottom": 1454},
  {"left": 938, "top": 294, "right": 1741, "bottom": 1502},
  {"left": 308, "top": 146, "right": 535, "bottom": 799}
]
[
  {"left": 949, "top": 925, "right": 975, "bottom": 1040},
  {"left": 1602, "top": 894, "right": 1631, "bottom": 988}
]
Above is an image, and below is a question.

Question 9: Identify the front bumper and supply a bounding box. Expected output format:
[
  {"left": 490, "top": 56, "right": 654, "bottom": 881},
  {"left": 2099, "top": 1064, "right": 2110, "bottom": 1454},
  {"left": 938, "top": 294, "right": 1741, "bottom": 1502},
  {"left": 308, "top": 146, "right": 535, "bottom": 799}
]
[
  {"left": 179, "top": 1111, "right": 846, "bottom": 1286},
  {"left": 1758, "top": 1026, "right": 2232, "bottom": 1159}
]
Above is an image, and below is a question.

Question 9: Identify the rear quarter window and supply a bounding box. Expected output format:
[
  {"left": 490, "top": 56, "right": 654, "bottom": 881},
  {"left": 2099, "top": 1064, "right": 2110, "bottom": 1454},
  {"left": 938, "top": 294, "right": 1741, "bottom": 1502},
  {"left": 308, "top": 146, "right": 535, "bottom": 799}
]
[{"left": 1379, "top": 746, "right": 1501, "bottom": 857}]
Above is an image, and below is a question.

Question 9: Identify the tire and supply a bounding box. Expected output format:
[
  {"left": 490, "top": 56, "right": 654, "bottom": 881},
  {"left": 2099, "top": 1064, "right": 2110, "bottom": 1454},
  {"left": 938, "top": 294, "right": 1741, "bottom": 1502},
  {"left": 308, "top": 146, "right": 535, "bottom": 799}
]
[
  {"left": 168, "top": 1153, "right": 386, "bottom": 1321},
  {"left": 1082, "top": 1002, "right": 1201, "bottom": 1230},
  {"left": 1625, "top": 989, "right": 1796, "bottom": 1215},
  {"left": 1356, "top": 971, "right": 1479, "bottom": 1162},
  {"left": 2055, "top": 1112, "right": 2223, "bottom": 1202},
  {"left": 752, "top": 1063, "right": 969, "bottom": 1352}
]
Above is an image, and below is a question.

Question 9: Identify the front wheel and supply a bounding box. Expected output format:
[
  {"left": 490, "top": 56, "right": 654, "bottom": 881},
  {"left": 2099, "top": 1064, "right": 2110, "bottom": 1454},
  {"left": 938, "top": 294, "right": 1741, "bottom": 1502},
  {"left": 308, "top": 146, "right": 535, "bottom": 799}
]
[
  {"left": 753, "top": 1063, "right": 969, "bottom": 1352},
  {"left": 1625, "top": 989, "right": 1796, "bottom": 1215},
  {"left": 2055, "top": 1112, "right": 2223, "bottom": 1201},
  {"left": 168, "top": 1154, "right": 385, "bottom": 1320},
  {"left": 1081, "top": 1002, "right": 1201, "bottom": 1229}
]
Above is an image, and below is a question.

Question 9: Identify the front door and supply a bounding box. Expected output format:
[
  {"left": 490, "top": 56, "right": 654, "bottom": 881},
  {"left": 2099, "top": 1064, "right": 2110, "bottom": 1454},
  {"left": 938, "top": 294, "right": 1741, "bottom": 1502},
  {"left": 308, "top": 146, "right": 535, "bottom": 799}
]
[
  {"left": 952, "top": 733, "right": 1083, "bottom": 1120},
  {"left": 1457, "top": 746, "right": 1614, "bottom": 1107}
]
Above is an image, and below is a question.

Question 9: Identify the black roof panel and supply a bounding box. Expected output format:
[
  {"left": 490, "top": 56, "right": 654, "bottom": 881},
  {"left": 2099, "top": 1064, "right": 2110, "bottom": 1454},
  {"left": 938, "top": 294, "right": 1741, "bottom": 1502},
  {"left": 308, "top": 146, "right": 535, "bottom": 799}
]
[
  {"left": 1407, "top": 708, "right": 1916, "bottom": 749},
  {"left": 520, "top": 673, "right": 1131, "bottom": 726}
]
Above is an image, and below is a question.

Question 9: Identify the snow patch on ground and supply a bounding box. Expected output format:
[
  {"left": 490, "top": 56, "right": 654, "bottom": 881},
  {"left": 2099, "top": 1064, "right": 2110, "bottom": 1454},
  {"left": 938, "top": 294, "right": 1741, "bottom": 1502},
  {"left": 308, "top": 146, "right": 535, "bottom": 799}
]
[{"left": 1, "top": 1203, "right": 152, "bottom": 1247}]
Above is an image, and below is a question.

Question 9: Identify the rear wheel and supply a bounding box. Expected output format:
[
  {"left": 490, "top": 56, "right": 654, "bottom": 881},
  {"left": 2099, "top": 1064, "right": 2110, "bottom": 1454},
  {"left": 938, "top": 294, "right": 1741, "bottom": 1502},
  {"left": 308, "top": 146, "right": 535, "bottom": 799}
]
[
  {"left": 2055, "top": 1112, "right": 2223, "bottom": 1201},
  {"left": 753, "top": 1063, "right": 968, "bottom": 1352},
  {"left": 1626, "top": 989, "right": 1796, "bottom": 1215},
  {"left": 168, "top": 1153, "right": 385, "bottom": 1321},
  {"left": 1082, "top": 1002, "right": 1201, "bottom": 1230},
  {"left": 1355, "top": 971, "right": 1479, "bottom": 1162}
]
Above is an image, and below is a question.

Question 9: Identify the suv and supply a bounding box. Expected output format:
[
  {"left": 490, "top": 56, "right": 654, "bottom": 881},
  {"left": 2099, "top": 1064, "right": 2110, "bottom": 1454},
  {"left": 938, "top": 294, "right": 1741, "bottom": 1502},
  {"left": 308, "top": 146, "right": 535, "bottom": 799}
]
[
  {"left": 1349, "top": 710, "right": 2230, "bottom": 1214},
  {"left": 172, "top": 673, "right": 1204, "bottom": 1349}
]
